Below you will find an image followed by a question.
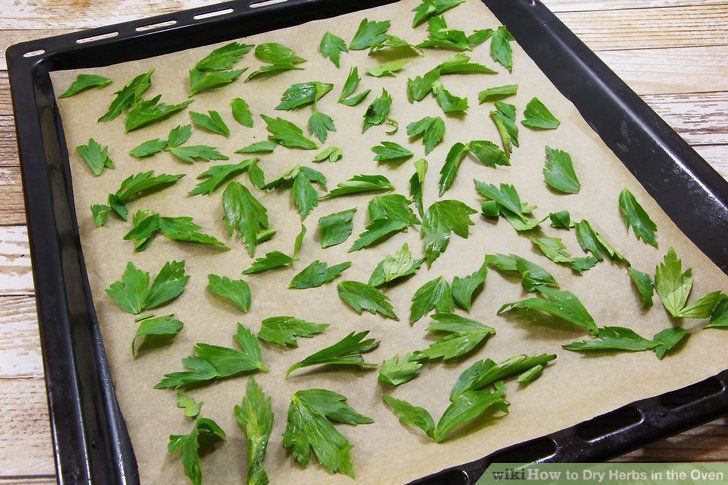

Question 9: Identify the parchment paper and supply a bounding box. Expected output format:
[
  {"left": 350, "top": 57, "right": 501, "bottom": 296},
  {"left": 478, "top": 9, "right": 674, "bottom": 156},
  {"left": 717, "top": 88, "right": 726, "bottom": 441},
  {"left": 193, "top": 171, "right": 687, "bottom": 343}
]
[{"left": 50, "top": 1, "right": 727, "bottom": 483}]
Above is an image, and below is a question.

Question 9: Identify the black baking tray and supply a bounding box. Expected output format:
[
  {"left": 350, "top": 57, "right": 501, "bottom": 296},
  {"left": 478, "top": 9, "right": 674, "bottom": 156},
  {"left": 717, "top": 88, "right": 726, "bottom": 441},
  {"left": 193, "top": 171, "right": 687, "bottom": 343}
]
[{"left": 6, "top": 0, "right": 728, "bottom": 483}]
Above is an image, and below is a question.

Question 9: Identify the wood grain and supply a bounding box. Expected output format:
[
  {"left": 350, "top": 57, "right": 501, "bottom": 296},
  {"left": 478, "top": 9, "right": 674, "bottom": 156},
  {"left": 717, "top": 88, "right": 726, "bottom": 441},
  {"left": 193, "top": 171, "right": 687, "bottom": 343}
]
[
  {"left": 544, "top": 0, "right": 728, "bottom": 12},
  {"left": 0, "top": 226, "right": 34, "bottom": 295},
  {"left": 0, "top": 296, "right": 42, "bottom": 379}
]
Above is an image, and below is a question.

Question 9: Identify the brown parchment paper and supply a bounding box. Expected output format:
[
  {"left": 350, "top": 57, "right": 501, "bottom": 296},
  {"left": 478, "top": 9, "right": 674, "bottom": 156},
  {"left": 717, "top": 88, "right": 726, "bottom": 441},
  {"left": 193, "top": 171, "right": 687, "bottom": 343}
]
[{"left": 50, "top": 1, "right": 727, "bottom": 483}]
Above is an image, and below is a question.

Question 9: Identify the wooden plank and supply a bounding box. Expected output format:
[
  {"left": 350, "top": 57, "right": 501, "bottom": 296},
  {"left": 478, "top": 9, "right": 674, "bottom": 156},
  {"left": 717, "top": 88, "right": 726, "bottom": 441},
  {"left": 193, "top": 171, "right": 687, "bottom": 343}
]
[
  {"left": 0, "top": 378, "right": 55, "bottom": 476},
  {"left": 0, "top": 226, "right": 34, "bottom": 296},
  {"left": 558, "top": 5, "right": 728, "bottom": 51},
  {"left": 643, "top": 92, "right": 728, "bottom": 146},
  {"left": 544, "top": 0, "right": 728, "bottom": 13},
  {"left": 0, "top": 166, "right": 26, "bottom": 226},
  {"left": 0, "top": 479, "right": 55, "bottom": 484},
  {"left": 598, "top": 46, "right": 728, "bottom": 95},
  {"left": 695, "top": 145, "right": 728, "bottom": 180},
  {"left": 0, "top": 296, "right": 42, "bottom": 379}
]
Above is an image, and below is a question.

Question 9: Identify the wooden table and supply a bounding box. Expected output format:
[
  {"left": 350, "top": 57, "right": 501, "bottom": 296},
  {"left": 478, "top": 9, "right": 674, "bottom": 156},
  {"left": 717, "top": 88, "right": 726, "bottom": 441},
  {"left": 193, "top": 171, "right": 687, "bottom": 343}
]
[{"left": 1, "top": 1, "right": 726, "bottom": 482}]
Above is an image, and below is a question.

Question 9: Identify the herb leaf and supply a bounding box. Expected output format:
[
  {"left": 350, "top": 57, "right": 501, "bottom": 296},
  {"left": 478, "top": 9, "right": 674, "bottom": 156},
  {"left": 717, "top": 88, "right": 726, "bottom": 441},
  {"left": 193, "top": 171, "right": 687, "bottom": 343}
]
[
  {"left": 499, "top": 286, "right": 598, "bottom": 334},
  {"left": 531, "top": 237, "right": 598, "bottom": 273},
  {"left": 189, "top": 160, "right": 257, "bottom": 196},
  {"left": 544, "top": 147, "right": 580, "bottom": 194},
  {"left": 410, "top": 276, "right": 454, "bottom": 324},
  {"left": 190, "top": 110, "right": 230, "bottom": 137},
  {"left": 258, "top": 317, "right": 328, "bottom": 347},
  {"left": 106, "top": 261, "right": 189, "bottom": 315},
  {"left": 60, "top": 73, "right": 112, "bottom": 98},
  {"left": 412, "top": 0, "right": 464, "bottom": 27},
  {"left": 131, "top": 315, "right": 183, "bottom": 359},
  {"left": 289, "top": 260, "right": 351, "bottom": 289},
  {"left": 367, "top": 59, "right": 409, "bottom": 78},
  {"left": 124, "top": 96, "right": 192, "bottom": 132},
  {"left": 308, "top": 110, "right": 336, "bottom": 143},
  {"left": 222, "top": 182, "right": 271, "bottom": 257},
  {"left": 653, "top": 327, "right": 688, "bottom": 359},
  {"left": 478, "top": 84, "right": 517, "bottom": 103},
  {"left": 413, "top": 313, "right": 495, "bottom": 361},
  {"left": 349, "top": 219, "right": 409, "bottom": 252},
  {"left": 451, "top": 353, "right": 556, "bottom": 399},
  {"left": 255, "top": 42, "right": 306, "bottom": 64},
  {"left": 564, "top": 326, "right": 657, "bottom": 353},
  {"left": 422, "top": 200, "right": 477, "bottom": 265},
  {"left": 176, "top": 392, "right": 203, "bottom": 419},
  {"left": 195, "top": 42, "right": 252, "bottom": 71},
  {"left": 619, "top": 189, "right": 658, "bottom": 247},
  {"left": 575, "top": 220, "right": 629, "bottom": 265},
  {"left": 369, "top": 243, "right": 424, "bottom": 287},
  {"left": 439, "top": 142, "right": 469, "bottom": 196},
  {"left": 320, "top": 32, "right": 348, "bottom": 67},
  {"left": 76, "top": 138, "right": 114, "bottom": 176},
  {"left": 276, "top": 82, "right": 333, "bottom": 110},
  {"left": 628, "top": 267, "right": 654, "bottom": 310},
  {"left": 432, "top": 80, "right": 468, "bottom": 114},
  {"left": 230, "top": 97, "right": 254, "bottom": 127},
  {"left": 452, "top": 261, "right": 487, "bottom": 311},
  {"left": 410, "top": 158, "right": 428, "bottom": 218},
  {"left": 337, "top": 281, "right": 398, "bottom": 320},
  {"left": 433, "top": 386, "right": 508, "bottom": 442},
  {"left": 350, "top": 18, "right": 391, "bottom": 50},
  {"left": 236, "top": 141, "right": 277, "bottom": 154},
  {"left": 123, "top": 212, "right": 227, "bottom": 251},
  {"left": 283, "top": 389, "right": 373, "bottom": 477},
  {"left": 338, "top": 67, "right": 371, "bottom": 106},
  {"left": 207, "top": 274, "right": 251, "bottom": 312},
  {"left": 372, "top": 141, "right": 414, "bottom": 163},
  {"left": 363, "top": 89, "right": 393, "bottom": 133},
  {"left": 243, "top": 251, "right": 294, "bottom": 275},
  {"left": 189, "top": 68, "right": 246, "bottom": 95},
  {"left": 489, "top": 26, "right": 515, "bottom": 71},
  {"left": 382, "top": 395, "right": 435, "bottom": 438},
  {"left": 319, "top": 208, "right": 357, "bottom": 248},
  {"left": 407, "top": 116, "right": 445, "bottom": 154},
  {"left": 486, "top": 253, "right": 560, "bottom": 291},
  {"left": 99, "top": 69, "right": 152, "bottom": 122},
  {"left": 261, "top": 114, "right": 318, "bottom": 150},
  {"left": 286, "top": 331, "right": 380, "bottom": 376},
  {"left": 522, "top": 97, "right": 560, "bottom": 130},
  {"left": 490, "top": 101, "right": 519, "bottom": 155},
  {"left": 168, "top": 418, "right": 226, "bottom": 485},
  {"left": 378, "top": 354, "right": 423, "bottom": 386},
  {"left": 322, "top": 174, "right": 394, "bottom": 199},
  {"left": 234, "top": 378, "right": 273, "bottom": 485}
]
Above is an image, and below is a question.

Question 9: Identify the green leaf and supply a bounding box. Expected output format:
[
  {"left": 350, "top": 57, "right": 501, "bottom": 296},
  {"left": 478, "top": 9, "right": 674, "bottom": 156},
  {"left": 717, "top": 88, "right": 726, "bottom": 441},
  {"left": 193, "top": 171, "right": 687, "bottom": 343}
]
[
  {"left": 99, "top": 69, "right": 152, "bottom": 122},
  {"left": 489, "top": 25, "right": 515, "bottom": 71},
  {"left": 412, "top": 0, "right": 464, "bottom": 27},
  {"left": 293, "top": 223, "right": 307, "bottom": 259},
  {"left": 156, "top": 324, "right": 266, "bottom": 389},
  {"left": 322, "top": 174, "right": 394, "bottom": 199},
  {"left": 234, "top": 378, "right": 273, "bottom": 485},
  {"left": 531, "top": 237, "right": 598, "bottom": 273},
  {"left": 409, "top": 158, "right": 428, "bottom": 218},
  {"left": 243, "top": 251, "right": 294, "bottom": 274},
  {"left": 433, "top": 386, "right": 508, "bottom": 442},
  {"left": 123, "top": 213, "right": 227, "bottom": 251},
  {"left": 362, "top": 89, "right": 394, "bottom": 133},
  {"left": 450, "top": 353, "right": 556, "bottom": 400},
  {"left": 475, "top": 181, "right": 544, "bottom": 232},
  {"left": 125, "top": 95, "right": 192, "bottom": 132},
  {"left": 369, "top": 243, "right": 424, "bottom": 287},
  {"left": 706, "top": 298, "right": 728, "bottom": 329},
  {"left": 478, "top": 84, "right": 517, "bottom": 103},
  {"left": 422, "top": 199, "right": 477, "bottom": 265},
  {"left": 169, "top": 145, "right": 228, "bottom": 164},
  {"left": 246, "top": 62, "right": 303, "bottom": 81},
  {"left": 131, "top": 315, "right": 183, "bottom": 359},
  {"left": 499, "top": 286, "right": 598, "bottom": 334},
  {"left": 189, "top": 68, "right": 246, "bottom": 95},
  {"left": 167, "top": 418, "right": 226, "bottom": 485},
  {"left": 549, "top": 210, "right": 574, "bottom": 229},
  {"left": 517, "top": 364, "right": 544, "bottom": 384},
  {"left": 575, "top": 220, "right": 629, "bottom": 265},
  {"left": 60, "top": 73, "right": 112, "bottom": 98},
  {"left": 378, "top": 354, "right": 423, "bottom": 386},
  {"left": 407, "top": 116, "right": 445, "bottom": 154},
  {"left": 439, "top": 142, "right": 469, "bottom": 196},
  {"left": 437, "top": 53, "right": 496, "bottom": 75},
  {"left": 189, "top": 160, "right": 255, "bottom": 196},
  {"left": 106, "top": 261, "right": 189, "bottom": 315},
  {"left": 289, "top": 260, "right": 351, "bottom": 289},
  {"left": 350, "top": 18, "right": 391, "bottom": 50},
  {"left": 413, "top": 313, "right": 495, "bottom": 361},
  {"left": 129, "top": 138, "right": 168, "bottom": 158},
  {"left": 176, "top": 392, "right": 203, "bottom": 419},
  {"left": 338, "top": 67, "right": 371, "bottom": 106},
  {"left": 619, "top": 188, "right": 658, "bottom": 247},
  {"left": 337, "top": 281, "right": 398, "bottom": 320},
  {"left": 207, "top": 274, "right": 251, "bottom": 312},
  {"left": 564, "top": 326, "right": 658, "bottom": 353},
  {"left": 261, "top": 114, "right": 318, "bottom": 150},
  {"left": 652, "top": 327, "right": 688, "bottom": 360},
  {"left": 236, "top": 141, "right": 277, "bottom": 154},
  {"left": 522, "top": 97, "right": 560, "bottom": 130},
  {"left": 410, "top": 276, "right": 454, "bottom": 324},
  {"left": 544, "top": 147, "right": 580, "bottom": 194},
  {"left": 368, "top": 194, "right": 419, "bottom": 226},
  {"left": 368, "top": 34, "right": 422, "bottom": 57},
  {"left": 258, "top": 316, "right": 328, "bottom": 347},
  {"left": 452, "top": 261, "right": 487, "bottom": 311},
  {"left": 262, "top": 165, "right": 326, "bottom": 220},
  {"left": 628, "top": 267, "right": 654, "bottom": 310},
  {"left": 432, "top": 80, "right": 468, "bottom": 114},
  {"left": 372, "top": 141, "right": 413, "bottom": 163},
  {"left": 308, "top": 110, "right": 336, "bottom": 143},
  {"left": 367, "top": 59, "right": 409, "bottom": 78},
  {"left": 195, "top": 42, "right": 252, "bottom": 71},
  {"left": 417, "top": 16, "right": 471, "bottom": 51},
  {"left": 382, "top": 395, "right": 435, "bottom": 438},
  {"left": 76, "top": 138, "right": 114, "bottom": 176},
  {"left": 276, "top": 82, "right": 333, "bottom": 110},
  {"left": 320, "top": 32, "right": 348, "bottom": 67},
  {"left": 319, "top": 208, "right": 357, "bottom": 248},
  {"left": 348, "top": 219, "right": 409, "bottom": 252},
  {"left": 468, "top": 140, "right": 509, "bottom": 168},
  {"left": 313, "top": 146, "right": 343, "bottom": 163},
  {"left": 286, "top": 331, "right": 380, "bottom": 377},
  {"left": 255, "top": 42, "right": 306, "bottom": 64},
  {"left": 490, "top": 101, "right": 519, "bottom": 155},
  {"left": 230, "top": 97, "right": 254, "bottom": 127},
  {"left": 283, "top": 389, "right": 373, "bottom": 477},
  {"left": 486, "top": 253, "right": 560, "bottom": 292},
  {"left": 222, "top": 182, "right": 271, "bottom": 257},
  {"left": 678, "top": 291, "right": 725, "bottom": 319},
  {"left": 190, "top": 110, "right": 230, "bottom": 137}
]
